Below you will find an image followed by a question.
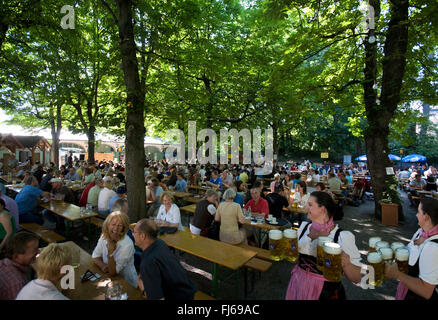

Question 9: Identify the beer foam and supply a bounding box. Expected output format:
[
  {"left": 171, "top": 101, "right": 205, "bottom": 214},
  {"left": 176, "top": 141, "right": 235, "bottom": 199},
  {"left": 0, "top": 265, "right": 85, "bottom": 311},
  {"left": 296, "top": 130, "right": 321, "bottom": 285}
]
[
  {"left": 323, "top": 242, "right": 342, "bottom": 255},
  {"left": 369, "top": 237, "right": 382, "bottom": 248},
  {"left": 283, "top": 229, "right": 297, "bottom": 239},
  {"left": 379, "top": 247, "right": 393, "bottom": 260},
  {"left": 375, "top": 241, "right": 389, "bottom": 250},
  {"left": 391, "top": 242, "right": 405, "bottom": 251},
  {"left": 318, "top": 236, "right": 332, "bottom": 246},
  {"left": 269, "top": 230, "right": 283, "bottom": 240},
  {"left": 367, "top": 252, "right": 382, "bottom": 263},
  {"left": 395, "top": 248, "right": 409, "bottom": 261}
]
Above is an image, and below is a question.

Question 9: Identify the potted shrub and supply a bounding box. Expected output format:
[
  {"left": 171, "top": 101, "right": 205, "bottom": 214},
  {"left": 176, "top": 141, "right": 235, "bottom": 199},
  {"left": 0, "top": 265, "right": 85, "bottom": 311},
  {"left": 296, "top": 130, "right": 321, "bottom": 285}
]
[{"left": 380, "top": 176, "right": 403, "bottom": 226}]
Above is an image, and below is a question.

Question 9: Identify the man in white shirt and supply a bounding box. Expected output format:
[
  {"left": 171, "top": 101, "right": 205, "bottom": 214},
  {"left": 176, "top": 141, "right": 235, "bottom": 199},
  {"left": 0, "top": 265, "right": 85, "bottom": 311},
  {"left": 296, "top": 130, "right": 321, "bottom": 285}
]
[{"left": 98, "top": 181, "right": 117, "bottom": 216}]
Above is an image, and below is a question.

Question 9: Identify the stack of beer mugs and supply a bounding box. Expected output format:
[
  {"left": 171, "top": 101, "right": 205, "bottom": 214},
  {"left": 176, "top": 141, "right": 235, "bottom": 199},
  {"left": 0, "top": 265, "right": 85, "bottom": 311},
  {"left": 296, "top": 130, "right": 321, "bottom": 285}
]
[
  {"left": 269, "top": 230, "right": 284, "bottom": 261},
  {"left": 323, "top": 242, "right": 343, "bottom": 282},
  {"left": 366, "top": 237, "right": 410, "bottom": 286},
  {"left": 283, "top": 229, "right": 298, "bottom": 262}
]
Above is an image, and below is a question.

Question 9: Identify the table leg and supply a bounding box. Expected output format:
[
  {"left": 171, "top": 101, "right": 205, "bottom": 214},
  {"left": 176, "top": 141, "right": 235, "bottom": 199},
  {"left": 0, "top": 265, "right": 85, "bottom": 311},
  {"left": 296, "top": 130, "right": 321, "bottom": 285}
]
[
  {"left": 87, "top": 218, "right": 91, "bottom": 249},
  {"left": 212, "top": 263, "right": 218, "bottom": 298},
  {"left": 243, "top": 267, "right": 248, "bottom": 299},
  {"left": 235, "top": 268, "right": 241, "bottom": 299}
]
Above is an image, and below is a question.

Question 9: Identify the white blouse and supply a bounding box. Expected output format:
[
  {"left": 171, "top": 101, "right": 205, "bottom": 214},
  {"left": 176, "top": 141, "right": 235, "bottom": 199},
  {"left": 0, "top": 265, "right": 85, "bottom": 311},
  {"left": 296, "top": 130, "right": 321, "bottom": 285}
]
[
  {"left": 297, "top": 221, "right": 362, "bottom": 267},
  {"left": 92, "top": 235, "right": 138, "bottom": 287},
  {"left": 406, "top": 228, "right": 438, "bottom": 285},
  {"left": 156, "top": 203, "right": 184, "bottom": 231}
]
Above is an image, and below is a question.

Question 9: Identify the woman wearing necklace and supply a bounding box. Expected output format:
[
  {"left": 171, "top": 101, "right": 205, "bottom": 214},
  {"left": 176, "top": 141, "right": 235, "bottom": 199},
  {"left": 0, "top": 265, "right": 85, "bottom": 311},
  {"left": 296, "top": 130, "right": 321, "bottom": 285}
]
[
  {"left": 385, "top": 198, "right": 438, "bottom": 300},
  {"left": 285, "top": 191, "right": 362, "bottom": 300}
]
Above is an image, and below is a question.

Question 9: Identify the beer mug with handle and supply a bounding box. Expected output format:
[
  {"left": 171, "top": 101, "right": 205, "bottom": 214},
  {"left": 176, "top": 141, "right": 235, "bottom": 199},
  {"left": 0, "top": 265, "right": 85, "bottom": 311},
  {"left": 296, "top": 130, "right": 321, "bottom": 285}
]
[
  {"left": 368, "top": 237, "right": 382, "bottom": 253},
  {"left": 269, "top": 230, "right": 284, "bottom": 261},
  {"left": 283, "top": 229, "right": 298, "bottom": 262},
  {"left": 379, "top": 247, "right": 393, "bottom": 280},
  {"left": 395, "top": 248, "right": 409, "bottom": 274},
  {"left": 323, "top": 242, "right": 343, "bottom": 282},
  {"left": 317, "top": 236, "right": 332, "bottom": 272},
  {"left": 367, "top": 252, "right": 384, "bottom": 286}
]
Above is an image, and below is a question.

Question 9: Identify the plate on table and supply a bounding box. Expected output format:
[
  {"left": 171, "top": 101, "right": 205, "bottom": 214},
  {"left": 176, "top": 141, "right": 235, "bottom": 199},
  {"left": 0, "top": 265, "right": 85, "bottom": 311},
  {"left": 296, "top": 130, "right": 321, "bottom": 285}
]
[{"left": 266, "top": 220, "right": 278, "bottom": 225}]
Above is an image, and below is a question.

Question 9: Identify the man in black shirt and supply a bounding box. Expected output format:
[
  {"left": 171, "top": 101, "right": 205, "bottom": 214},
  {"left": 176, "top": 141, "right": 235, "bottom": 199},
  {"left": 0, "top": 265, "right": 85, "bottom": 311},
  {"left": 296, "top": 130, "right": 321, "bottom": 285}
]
[
  {"left": 133, "top": 219, "right": 196, "bottom": 300},
  {"left": 40, "top": 168, "right": 54, "bottom": 192},
  {"left": 266, "top": 183, "right": 290, "bottom": 219}
]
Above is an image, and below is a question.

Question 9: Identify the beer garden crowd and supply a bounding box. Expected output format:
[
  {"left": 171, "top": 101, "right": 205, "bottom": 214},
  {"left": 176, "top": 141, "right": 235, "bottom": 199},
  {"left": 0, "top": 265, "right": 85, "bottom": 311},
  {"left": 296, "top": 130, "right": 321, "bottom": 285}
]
[{"left": 0, "top": 155, "right": 437, "bottom": 300}]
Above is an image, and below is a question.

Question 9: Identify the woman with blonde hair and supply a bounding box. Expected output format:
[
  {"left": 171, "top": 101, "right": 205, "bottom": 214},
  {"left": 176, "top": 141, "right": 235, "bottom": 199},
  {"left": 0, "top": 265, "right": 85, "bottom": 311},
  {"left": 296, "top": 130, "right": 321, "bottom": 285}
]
[
  {"left": 215, "top": 189, "right": 247, "bottom": 245},
  {"left": 270, "top": 173, "right": 281, "bottom": 193},
  {"left": 16, "top": 243, "right": 71, "bottom": 300},
  {"left": 92, "top": 211, "right": 137, "bottom": 287},
  {"left": 155, "top": 192, "right": 184, "bottom": 230}
]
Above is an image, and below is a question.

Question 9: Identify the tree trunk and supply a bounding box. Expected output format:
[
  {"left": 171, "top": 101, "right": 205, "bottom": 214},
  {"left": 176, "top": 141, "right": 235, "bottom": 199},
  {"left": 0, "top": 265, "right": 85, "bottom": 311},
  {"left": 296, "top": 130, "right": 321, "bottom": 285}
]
[
  {"left": 49, "top": 104, "right": 62, "bottom": 167},
  {"left": 363, "top": 0, "right": 409, "bottom": 219},
  {"left": 87, "top": 126, "right": 96, "bottom": 164},
  {"left": 115, "top": 0, "right": 146, "bottom": 223}
]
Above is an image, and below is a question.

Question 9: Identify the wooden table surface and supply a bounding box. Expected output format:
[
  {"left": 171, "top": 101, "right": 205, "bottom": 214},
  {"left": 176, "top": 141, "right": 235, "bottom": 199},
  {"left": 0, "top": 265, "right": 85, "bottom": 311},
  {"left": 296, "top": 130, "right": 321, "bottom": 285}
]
[
  {"left": 180, "top": 204, "right": 197, "bottom": 214},
  {"left": 159, "top": 231, "right": 256, "bottom": 270},
  {"left": 54, "top": 241, "right": 142, "bottom": 300},
  {"left": 5, "top": 184, "right": 24, "bottom": 194},
  {"left": 241, "top": 217, "right": 283, "bottom": 231},
  {"left": 1, "top": 176, "right": 21, "bottom": 184},
  {"left": 167, "top": 191, "right": 194, "bottom": 198},
  {"left": 188, "top": 185, "right": 208, "bottom": 192},
  {"left": 183, "top": 196, "right": 203, "bottom": 204},
  {"left": 40, "top": 200, "right": 98, "bottom": 221},
  {"left": 282, "top": 206, "right": 307, "bottom": 214}
]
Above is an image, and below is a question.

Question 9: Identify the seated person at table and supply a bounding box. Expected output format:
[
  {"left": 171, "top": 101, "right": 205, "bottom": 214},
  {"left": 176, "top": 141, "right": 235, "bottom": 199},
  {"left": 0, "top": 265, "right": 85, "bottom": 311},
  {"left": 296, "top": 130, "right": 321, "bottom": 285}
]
[
  {"left": 292, "top": 173, "right": 302, "bottom": 189},
  {"left": 50, "top": 178, "right": 75, "bottom": 204},
  {"left": 424, "top": 176, "right": 437, "bottom": 192},
  {"left": 293, "top": 181, "right": 310, "bottom": 207},
  {"left": 155, "top": 192, "right": 184, "bottom": 231},
  {"left": 15, "top": 176, "right": 50, "bottom": 224},
  {"left": 266, "top": 183, "right": 290, "bottom": 219},
  {"left": 83, "top": 167, "right": 95, "bottom": 185},
  {"left": 92, "top": 212, "right": 137, "bottom": 287},
  {"left": 97, "top": 180, "right": 117, "bottom": 216},
  {"left": 65, "top": 167, "right": 81, "bottom": 182},
  {"left": 235, "top": 181, "right": 247, "bottom": 204},
  {"left": 59, "top": 165, "right": 69, "bottom": 177},
  {"left": 175, "top": 173, "right": 188, "bottom": 193},
  {"left": 190, "top": 189, "right": 219, "bottom": 236},
  {"left": 166, "top": 169, "right": 178, "bottom": 189},
  {"left": 206, "top": 170, "right": 222, "bottom": 191},
  {"left": 39, "top": 168, "right": 54, "bottom": 192},
  {"left": 315, "top": 182, "right": 336, "bottom": 201},
  {"left": 0, "top": 198, "right": 17, "bottom": 252},
  {"left": 16, "top": 243, "right": 71, "bottom": 300},
  {"left": 109, "top": 186, "right": 127, "bottom": 213},
  {"left": 270, "top": 173, "right": 281, "bottom": 193},
  {"left": 244, "top": 187, "right": 269, "bottom": 219},
  {"left": 408, "top": 173, "right": 427, "bottom": 206},
  {"left": 134, "top": 219, "right": 196, "bottom": 300},
  {"left": 147, "top": 178, "right": 164, "bottom": 218},
  {"left": 230, "top": 185, "right": 244, "bottom": 207},
  {"left": 87, "top": 178, "right": 103, "bottom": 209},
  {"left": 215, "top": 189, "right": 247, "bottom": 245},
  {"left": 0, "top": 232, "right": 39, "bottom": 300},
  {"left": 327, "top": 173, "right": 342, "bottom": 191},
  {"left": 0, "top": 188, "right": 19, "bottom": 230}
]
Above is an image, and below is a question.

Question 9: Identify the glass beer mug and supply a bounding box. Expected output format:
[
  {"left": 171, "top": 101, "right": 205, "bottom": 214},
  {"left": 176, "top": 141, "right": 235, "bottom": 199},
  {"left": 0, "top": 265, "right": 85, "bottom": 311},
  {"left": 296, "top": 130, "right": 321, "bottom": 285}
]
[
  {"left": 317, "top": 236, "right": 332, "bottom": 272},
  {"left": 367, "top": 251, "right": 384, "bottom": 286},
  {"left": 283, "top": 229, "right": 298, "bottom": 262},
  {"left": 375, "top": 241, "right": 389, "bottom": 252},
  {"left": 379, "top": 247, "right": 393, "bottom": 280},
  {"left": 395, "top": 248, "right": 410, "bottom": 274},
  {"left": 391, "top": 242, "right": 405, "bottom": 252},
  {"left": 368, "top": 237, "right": 382, "bottom": 252},
  {"left": 323, "top": 242, "right": 343, "bottom": 282},
  {"left": 269, "top": 230, "right": 284, "bottom": 261}
]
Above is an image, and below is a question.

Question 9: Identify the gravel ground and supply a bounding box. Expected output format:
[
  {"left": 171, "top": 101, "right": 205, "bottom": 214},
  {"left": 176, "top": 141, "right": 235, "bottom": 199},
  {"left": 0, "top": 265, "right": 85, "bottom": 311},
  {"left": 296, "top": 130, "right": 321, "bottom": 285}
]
[{"left": 70, "top": 188, "right": 419, "bottom": 300}]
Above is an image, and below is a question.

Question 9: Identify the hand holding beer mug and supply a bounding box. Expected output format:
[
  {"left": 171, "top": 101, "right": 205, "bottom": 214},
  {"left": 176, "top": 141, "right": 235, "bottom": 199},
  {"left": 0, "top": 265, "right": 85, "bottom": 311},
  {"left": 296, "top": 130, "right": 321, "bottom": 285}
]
[
  {"left": 379, "top": 247, "right": 394, "bottom": 280},
  {"left": 323, "top": 242, "right": 343, "bottom": 282},
  {"left": 395, "top": 247, "right": 409, "bottom": 274}
]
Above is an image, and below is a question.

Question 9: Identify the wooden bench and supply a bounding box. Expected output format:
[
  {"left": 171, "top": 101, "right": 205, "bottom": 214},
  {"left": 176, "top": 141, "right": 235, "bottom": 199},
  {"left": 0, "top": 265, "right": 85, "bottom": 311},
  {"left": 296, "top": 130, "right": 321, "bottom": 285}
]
[
  {"left": 194, "top": 291, "right": 215, "bottom": 300},
  {"left": 20, "top": 223, "right": 66, "bottom": 243},
  {"left": 244, "top": 257, "right": 272, "bottom": 272},
  {"left": 235, "top": 243, "right": 272, "bottom": 261}
]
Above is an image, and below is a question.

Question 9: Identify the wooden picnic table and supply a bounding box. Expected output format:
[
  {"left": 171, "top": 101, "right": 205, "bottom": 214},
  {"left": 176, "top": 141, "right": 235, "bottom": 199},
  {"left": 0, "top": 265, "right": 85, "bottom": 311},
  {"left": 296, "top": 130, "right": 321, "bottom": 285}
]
[
  {"left": 5, "top": 184, "right": 24, "bottom": 194},
  {"left": 159, "top": 230, "right": 256, "bottom": 297},
  {"left": 188, "top": 184, "right": 208, "bottom": 193},
  {"left": 167, "top": 191, "right": 193, "bottom": 198},
  {"left": 40, "top": 200, "right": 97, "bottom": 240},
  {"left": 41, "top": 241, "right": 142, "bottom": 300},
  {"left": 0, "top": 175, "right": 21, "bottom": 184}
]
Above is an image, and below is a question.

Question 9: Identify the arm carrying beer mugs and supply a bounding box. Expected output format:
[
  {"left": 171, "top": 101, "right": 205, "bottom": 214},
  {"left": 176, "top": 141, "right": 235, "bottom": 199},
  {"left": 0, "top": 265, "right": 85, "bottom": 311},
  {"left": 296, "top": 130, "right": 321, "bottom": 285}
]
[{"left": 341, "top": 252, "right": 362, "bottom": 283}]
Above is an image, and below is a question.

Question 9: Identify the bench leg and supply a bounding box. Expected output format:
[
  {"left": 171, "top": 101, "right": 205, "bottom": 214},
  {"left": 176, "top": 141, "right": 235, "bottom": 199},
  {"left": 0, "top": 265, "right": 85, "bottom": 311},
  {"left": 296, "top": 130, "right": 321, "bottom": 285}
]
[
  {"left": 243, "top": 268, "right": 248, "bottom": 299},
  {"left": 65, "top": 220, "right": 70, "bottom": 238},
  {"left": 235, "top": 268, "right": 241, "bottom": 299},
  {"left": 212, "top": 263, "right": 218, "bottom": 298}
]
